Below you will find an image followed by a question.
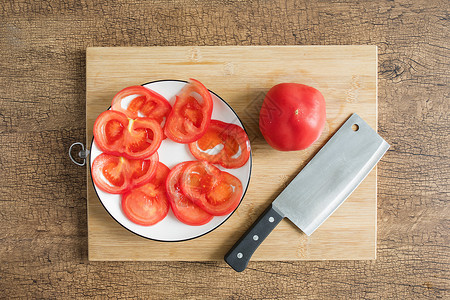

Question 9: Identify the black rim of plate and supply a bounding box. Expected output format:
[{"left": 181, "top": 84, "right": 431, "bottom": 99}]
[{"left": 89, "top": 79, "right": 253, "bottom": 242}]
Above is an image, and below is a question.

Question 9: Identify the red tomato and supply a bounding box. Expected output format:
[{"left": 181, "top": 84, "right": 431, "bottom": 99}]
[
  {"left": 111, "top": 86, "right": 171, "bottom": 138},
  {"left": 121, "top": 162, "right": 170, "bottom": 226},
  {"left": 166, "top": 162, "right": 213, "bottom": 226},
  {"left": 181, "top": 161, "right": 243, "bottom": 216},
  {"left": 259, "top": 83, "right": 326, "bottom": 151},
  {"left": 93, "top": 110, "right": 162, "bottom": 159},
  {"left": 188, "top": 120, "right": 251, "bottom": 169},
  {"left": 91, "top": 152, "right": 159, "bottom": 194},
  {"left": 164, "top": 79, "right": 213, "bottom": 143}
]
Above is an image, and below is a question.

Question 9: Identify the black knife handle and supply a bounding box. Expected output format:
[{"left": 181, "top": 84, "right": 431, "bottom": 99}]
[{"left": 224, "top": 204, "right": 284, "bottom": 272}]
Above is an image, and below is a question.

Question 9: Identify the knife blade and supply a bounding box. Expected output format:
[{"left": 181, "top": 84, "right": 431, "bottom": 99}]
[{"left": 224, "top": 113, "right": 389, "bottom": 272}]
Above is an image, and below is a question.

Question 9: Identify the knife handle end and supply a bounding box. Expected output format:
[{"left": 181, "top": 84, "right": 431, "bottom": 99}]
[{"left": 224, "top": 204, "right": 283, "bottom": 272}]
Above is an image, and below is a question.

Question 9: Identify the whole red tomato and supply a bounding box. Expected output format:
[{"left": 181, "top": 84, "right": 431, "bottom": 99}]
[{"left": 259, "top": 83, "right": 326, "bottom": 151}]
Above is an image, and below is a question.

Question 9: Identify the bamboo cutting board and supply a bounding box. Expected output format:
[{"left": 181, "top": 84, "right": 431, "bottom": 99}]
[{"left": 86, "top": 46, "right": 378, "bottom": 261}]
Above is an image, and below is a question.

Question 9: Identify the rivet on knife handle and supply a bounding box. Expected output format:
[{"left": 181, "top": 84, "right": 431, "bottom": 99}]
[{"left": 224, "top": 204, "right": 283, "bottom": 272}]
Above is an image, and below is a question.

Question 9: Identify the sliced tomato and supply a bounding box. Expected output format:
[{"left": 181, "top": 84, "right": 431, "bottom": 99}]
[
  {"left": 121, "top": 162, "right": 170, "bottom": 226},
  {"left": 164, "top": 79, "right": 213, "bottom": 143},
  {"left": 111, "top": 86, "right": 171, "bottom": 138},
  {"left": 181, "top": 161, "right": 243, "bottom": 216},
  {"left": 166, "top": 162, "right": 213, "bottom": 226},
  {"left": 188, "top": 120, "right": 251, "bottom": 169},
  {"left": 205, "top": 171, "right": 243, "bottom": 215},
  {"left": 91, "top": 152, "right": 159, "bottom": 194},
  {"left": 93, "top": 110, "right": 162, "bottom": 160}
]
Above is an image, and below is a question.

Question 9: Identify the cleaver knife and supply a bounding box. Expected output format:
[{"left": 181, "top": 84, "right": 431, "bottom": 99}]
[{"left": 225, "top": 113, "right": 389, "bottom": 272}]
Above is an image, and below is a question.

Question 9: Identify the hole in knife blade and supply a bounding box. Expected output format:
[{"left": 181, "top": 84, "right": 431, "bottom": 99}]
[{"left": 352, "top": 124, "right": 359, "bottom": 131}]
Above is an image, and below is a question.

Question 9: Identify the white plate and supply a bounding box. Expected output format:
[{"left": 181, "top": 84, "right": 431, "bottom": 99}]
[{"left": 89, "top": 80, "right": 252, "bottom": 242}]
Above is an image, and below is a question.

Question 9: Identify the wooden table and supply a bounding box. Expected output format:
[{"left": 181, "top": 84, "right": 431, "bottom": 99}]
[{"left": 1, "top": 1, "right": 448, "bottom": 298}]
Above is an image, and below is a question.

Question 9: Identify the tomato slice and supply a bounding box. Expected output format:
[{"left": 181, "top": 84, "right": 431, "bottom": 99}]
[
  {"left": 164, "top": 79, "right": 213, "bottom": 143},
  {"left": 188, "top": 120, "right": 251, "bottom": 168},
  {"left": 94, "top": 110, "right": 162, "bottom": 160},
  {"left": 205, "top": 171, "right": 243, "bottom": 215},
  {"left": 166, "top": 162, "right": 213, "bottom": 226},
  {"left": 111, "top": 86, "right": 171, "bottom": 138},
  {"left": 121, "top": 162, "right": 170, "bottom": 226},
  {"left": 126, "top": 155, "right": 159, "bottom": 188},
  {"left": 92, "top": 152, "right": 159, "bottom": 194},
  {"left": 181, "top": 161, "right": 243, "bottom": 216}
]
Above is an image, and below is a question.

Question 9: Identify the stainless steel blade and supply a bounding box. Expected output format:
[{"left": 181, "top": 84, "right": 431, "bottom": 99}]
[{"left": 272, "top": 113, "right": 389, "bottom": 236}]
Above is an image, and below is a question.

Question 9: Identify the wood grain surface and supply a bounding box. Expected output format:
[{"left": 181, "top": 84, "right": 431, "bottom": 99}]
[
  {"left": 1, "top": 0, "right": 448, "bottom": 299},
  {"left": 86, "top": 46, "right": 378, "bottom": 261}
]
